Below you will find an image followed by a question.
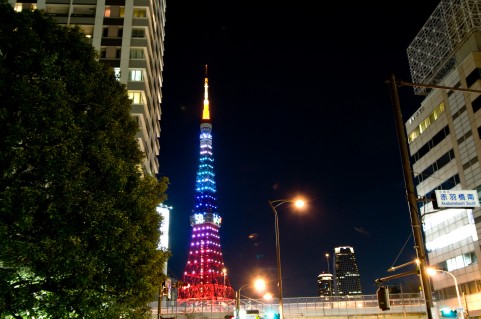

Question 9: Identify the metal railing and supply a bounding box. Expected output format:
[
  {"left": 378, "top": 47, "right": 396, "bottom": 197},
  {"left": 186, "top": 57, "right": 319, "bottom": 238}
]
[{"left": 150, "top": 293, "right": 427, "bottom": 318}]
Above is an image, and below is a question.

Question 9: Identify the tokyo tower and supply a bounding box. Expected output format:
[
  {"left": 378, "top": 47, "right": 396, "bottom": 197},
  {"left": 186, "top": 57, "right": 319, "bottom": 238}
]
[{"left": 178, "top": 66, "right": 235, "bottom": 301}]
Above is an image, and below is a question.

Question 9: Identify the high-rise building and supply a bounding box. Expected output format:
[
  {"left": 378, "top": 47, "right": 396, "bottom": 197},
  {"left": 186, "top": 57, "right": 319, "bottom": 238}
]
[
  {"left": 317, "top": 273, "right": 333, "bottom": 297},
  {"left": 404, "top": 0, "right": 481, "bottom": 315},
  {"left": 9, "top": 0, "right": 166, "bottom": 176},
  {"left": 178, "top": 67, "right": 235, "bottom": 300},
  {"left": 333, "top": 246, "right": 362, "bottom": 296}
]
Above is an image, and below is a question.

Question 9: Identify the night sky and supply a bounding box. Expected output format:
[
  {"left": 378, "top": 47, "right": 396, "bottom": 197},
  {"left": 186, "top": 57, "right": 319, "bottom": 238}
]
[{"left": 157, "top": 1, "right": 442, "bottom": 297}]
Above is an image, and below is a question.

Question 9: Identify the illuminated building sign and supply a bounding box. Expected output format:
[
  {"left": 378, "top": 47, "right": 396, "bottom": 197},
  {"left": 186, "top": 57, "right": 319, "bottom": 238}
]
[
  {"left": 190, "top": 213, "right": 222, "bottom": 226},
  {"left": 434, "top": 190, "right": 480, "bottom": 208}
]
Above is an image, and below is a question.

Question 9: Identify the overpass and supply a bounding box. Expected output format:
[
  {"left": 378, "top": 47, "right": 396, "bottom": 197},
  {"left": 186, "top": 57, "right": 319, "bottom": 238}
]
[{"left": 150, "top": 293, "right": 432, "bottom": 319}]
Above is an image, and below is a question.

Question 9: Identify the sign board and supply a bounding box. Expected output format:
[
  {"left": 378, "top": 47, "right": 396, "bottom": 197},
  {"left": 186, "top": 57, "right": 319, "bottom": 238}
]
[{"left": 434, "top": 190, "right": 480, "bottom": 208}]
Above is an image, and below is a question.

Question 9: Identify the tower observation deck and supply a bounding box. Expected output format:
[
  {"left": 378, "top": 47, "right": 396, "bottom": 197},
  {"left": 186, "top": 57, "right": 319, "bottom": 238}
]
[
  {"left": 407, "top": 0, "right": 481, "bottom": 95},
  {"left": 178, "top": 66, "right": 235, "bottom": 301}
]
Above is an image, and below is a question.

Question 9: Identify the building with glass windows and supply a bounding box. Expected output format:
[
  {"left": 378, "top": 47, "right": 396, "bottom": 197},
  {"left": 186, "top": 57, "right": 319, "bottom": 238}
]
[
  {"left": 333, "top": 246, "right": 362, "bottom": 296},
  {"left": 405, "top": 0, "right": 481, "bottom": 316},
  {"left": 9, "top": 0, "right": 166, "bottom": 176}
]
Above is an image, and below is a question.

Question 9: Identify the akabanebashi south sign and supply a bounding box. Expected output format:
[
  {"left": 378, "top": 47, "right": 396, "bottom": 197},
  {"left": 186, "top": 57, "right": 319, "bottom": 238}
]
[{"left": 434, "top": 190, "right": 480, "bottom": 208}]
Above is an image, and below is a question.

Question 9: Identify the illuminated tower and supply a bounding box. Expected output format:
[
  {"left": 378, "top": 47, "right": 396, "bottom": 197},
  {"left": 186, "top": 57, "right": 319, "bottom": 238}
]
[{"left": 178, "top": 66, "right": 235, "bottom": 300}]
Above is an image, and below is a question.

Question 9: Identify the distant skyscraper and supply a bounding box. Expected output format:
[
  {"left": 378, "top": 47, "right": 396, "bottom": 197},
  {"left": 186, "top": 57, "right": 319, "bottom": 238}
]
[
  {"left": 9, "top": 0, "right": 166, "bottom": 176},
  {"left": 333, "top": 246, "right": 362, "bottom": 296},
  {"left": 178, "top": 67, "right": 234, "bottom": 300},
  {"left": 317, "top": 273, "right": 333, "bottom": 297}
]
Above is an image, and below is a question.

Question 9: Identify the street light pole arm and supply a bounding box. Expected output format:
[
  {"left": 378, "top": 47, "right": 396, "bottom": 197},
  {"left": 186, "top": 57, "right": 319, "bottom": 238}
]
[
  {"left": 268, "top": 199, "right": 291, "bottom": 209},
  {"left": 238, "top": 283, "right": 250, "bottom": 294},
  {"left": 268, "top": 200, "right": 284, "bottom": 319},
  {"left": 437, "top": 270, "right": 464, "bottom": 319},
  {"left": 236, "top": 282, "right": 257, "bottom": 319}
]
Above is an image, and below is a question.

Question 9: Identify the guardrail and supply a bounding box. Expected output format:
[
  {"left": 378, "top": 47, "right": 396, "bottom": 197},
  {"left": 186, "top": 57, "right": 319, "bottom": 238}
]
[{"left": 150, "top": 293, "right": 427, "bottom": 319}]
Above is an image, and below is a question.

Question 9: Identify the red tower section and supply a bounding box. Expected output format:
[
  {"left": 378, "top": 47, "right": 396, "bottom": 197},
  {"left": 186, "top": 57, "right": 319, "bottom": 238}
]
[
  {"left": 179, "top": 215, "right": 234, "bottom": 300},
  {"left": 178, "top": 67, "right": 234, "bottom": 300}
]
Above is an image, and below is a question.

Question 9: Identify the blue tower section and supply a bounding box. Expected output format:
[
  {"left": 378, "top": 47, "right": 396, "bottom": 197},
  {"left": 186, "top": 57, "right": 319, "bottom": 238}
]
[{"left": 178, "top": 67, "right": 234, "bottom": 301}]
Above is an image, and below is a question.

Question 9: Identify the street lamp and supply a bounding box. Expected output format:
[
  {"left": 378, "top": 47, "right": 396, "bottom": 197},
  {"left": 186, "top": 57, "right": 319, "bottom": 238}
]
[
  {"left": 325, "top": 253, "right": 332, "bottom": 297},
  {"left": 236, "top": 278, "right": 266, "bottom": 319},
  {"left": 427, "top": 268, "right": 464, "bottom": 319},
  {"left": 268, "top": 198, "right": 306, "bottom": 319},
  {"left": 325, "top": 253, "right": 330, "bottom": 273}
]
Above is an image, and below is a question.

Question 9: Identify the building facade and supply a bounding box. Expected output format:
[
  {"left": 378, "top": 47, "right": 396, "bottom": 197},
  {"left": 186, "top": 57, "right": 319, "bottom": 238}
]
[
  {"left": 333, "top": 246, "right": 362, "bottom": 296},
  {"left": 9, "top": 0, "right": 166, "bottom": 176},
  {"left": 405, "top": 0, "right": 481, "bottom": 316}
]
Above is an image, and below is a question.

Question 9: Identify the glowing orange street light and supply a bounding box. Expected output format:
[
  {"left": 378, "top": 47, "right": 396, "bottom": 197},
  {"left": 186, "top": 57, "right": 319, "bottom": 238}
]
[
  {"left": 263, "top": 292, "right": 273, "bottom": 301},
  {"left": 236, "top": 278, "right": 266, "bottom": 319}
]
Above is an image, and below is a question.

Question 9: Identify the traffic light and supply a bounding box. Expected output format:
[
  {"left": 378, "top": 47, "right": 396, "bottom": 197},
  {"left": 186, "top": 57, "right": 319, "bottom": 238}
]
[
  {"left": 377, "top": 286, "right": 390, "bottom": 311},
  {"left": 440, "top": 307, "right": 457, "bottom": 318}
]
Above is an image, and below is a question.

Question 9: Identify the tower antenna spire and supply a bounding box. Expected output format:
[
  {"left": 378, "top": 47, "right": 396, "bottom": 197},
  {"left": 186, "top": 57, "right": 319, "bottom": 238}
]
[{"left": 202, "top": 65, "right": 210, "bottom": 120}]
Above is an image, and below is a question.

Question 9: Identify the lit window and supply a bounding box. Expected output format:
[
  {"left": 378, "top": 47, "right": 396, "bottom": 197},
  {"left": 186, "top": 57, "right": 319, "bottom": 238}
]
[
  {"left": 128, "top": 92, "right": 143, "bottom": 104},
  {"left": 104, "top": 7, "right": 110, "bottom": 17},
  {"left": 129, "top": 69, "right": 143, "bottom": 81},
  {"left": 408, "top": 102, "right": 445, "bottom": 143},
  {"left": 133, "top": 8, "right": 147, "bottom": 18},
  {"left": 120, "top": 6, "right": 125, "bottom": 17},
  {"left": 14, "top": 3, "right": 22, "bottom": 12}
]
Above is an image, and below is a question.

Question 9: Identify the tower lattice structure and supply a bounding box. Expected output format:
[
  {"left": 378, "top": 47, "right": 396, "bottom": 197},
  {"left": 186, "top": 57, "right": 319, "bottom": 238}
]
[{"left": 178, "top": 67, "right": 235, "bottom": 301}]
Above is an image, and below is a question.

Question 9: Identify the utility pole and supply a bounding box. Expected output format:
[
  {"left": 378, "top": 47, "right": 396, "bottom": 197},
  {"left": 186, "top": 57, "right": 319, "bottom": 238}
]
[
  {"left": 387, "top": 74, "right": 481, "bottom": 319},
  {"left": 387, "top": 73, "right": 434, "bottom": 319}
]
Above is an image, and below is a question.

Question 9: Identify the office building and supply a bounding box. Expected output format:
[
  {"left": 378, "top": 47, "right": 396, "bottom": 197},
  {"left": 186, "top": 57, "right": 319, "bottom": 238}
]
[
  {"left": 405, "top": 0, "right": 481, "bottom": 315},
  {"left": 333, "top": 246, "right": 362, "bottom": 296},
  {"left": 9, "top": 0, "right": 166, "bottom": 176}
]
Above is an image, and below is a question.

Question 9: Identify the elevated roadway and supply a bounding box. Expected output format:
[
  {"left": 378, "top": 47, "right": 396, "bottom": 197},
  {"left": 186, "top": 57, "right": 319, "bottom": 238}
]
[{"left": 150, "top": 293, "right": 430, "bottom": 319}]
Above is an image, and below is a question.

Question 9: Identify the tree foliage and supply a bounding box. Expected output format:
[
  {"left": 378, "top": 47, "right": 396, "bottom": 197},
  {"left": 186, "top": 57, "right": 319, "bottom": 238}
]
[{"left": 0, "top": 2, "right": 169, "bottom": 317}]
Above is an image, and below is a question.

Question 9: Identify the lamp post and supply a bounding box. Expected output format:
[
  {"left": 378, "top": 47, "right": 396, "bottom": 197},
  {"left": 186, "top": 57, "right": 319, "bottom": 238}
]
[
  {"left": 236, "top": 284, "right": 248, "bottom": 319},
  {"left": 268, "top": 198, "right": 305, "bottom": 319},
  {"left": 428, "top": 268, "right": 464, "bottom": 319},
  {"left": 236, "top": 279, "right": 266, "bottom": 319},
  {"left": 325, "top": 253, "right": 330, "bottom": 273},
  {"left": 387, "top": 74, "right": 434, "bottom": 319},
  {"left": 325, "top": 253, "right": 332, "bottom": 297}
]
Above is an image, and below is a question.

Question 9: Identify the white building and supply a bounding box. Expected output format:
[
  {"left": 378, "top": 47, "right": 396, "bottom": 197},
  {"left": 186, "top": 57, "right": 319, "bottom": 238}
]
[
  {"left": 157, "top": 204, "right": 171, "bottom": 275},
  {"left": 405, "top": 0, "right": 481, "bottom": 316},
  {"left": 9, "top": 0, "right": 166, "bottom": 176}
]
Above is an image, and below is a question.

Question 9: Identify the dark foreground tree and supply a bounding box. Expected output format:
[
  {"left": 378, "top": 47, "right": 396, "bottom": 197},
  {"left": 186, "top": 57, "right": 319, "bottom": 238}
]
[{"left": 0, "top": 2, "right": 169, "bottom": 318}]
